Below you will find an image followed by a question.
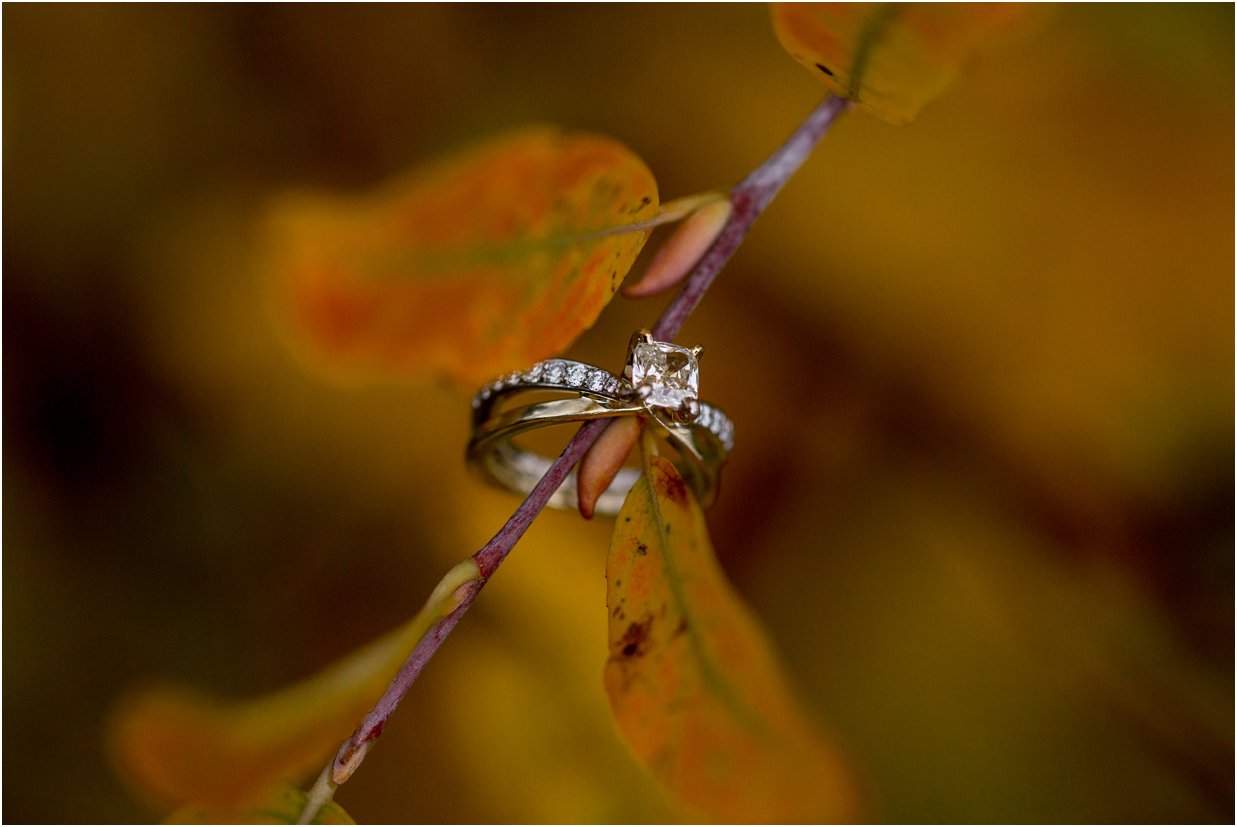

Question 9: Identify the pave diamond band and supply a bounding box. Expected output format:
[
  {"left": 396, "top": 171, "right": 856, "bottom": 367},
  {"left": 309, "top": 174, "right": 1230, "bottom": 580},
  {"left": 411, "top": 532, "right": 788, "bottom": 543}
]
[
  {"left": 467, "top": 336, "right": 733, "bottom": 516},
  {"left": 470, "top": 357, "right": 734, "bottom": 453},
  {"left": 472, "top": 359, "right": 623, "bottom": 413}
]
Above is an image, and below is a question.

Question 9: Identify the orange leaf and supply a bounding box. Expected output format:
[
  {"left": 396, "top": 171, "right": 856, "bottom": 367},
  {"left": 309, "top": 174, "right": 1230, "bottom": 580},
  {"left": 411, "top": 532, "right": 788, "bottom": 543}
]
[
  {"left": 604, "top": 454, "right": 859, "bottom": 822},
  {"left": 109, "top": 560, "right": 480, "bottom": 810},
  {"left": 623, "top": 198, "right": 732, "bottom": 299},
  {"left": 772, "top": 3, "right": 1027, "bottom": 125},
  {"left": 166, "top": 784, "right": 355, "bottom": 824},
  {"left": 264, "top": 127, "right": 659, "bottom": 385},
  {"left": 578, "top": 416, "right": 643, "bottom": 519}
]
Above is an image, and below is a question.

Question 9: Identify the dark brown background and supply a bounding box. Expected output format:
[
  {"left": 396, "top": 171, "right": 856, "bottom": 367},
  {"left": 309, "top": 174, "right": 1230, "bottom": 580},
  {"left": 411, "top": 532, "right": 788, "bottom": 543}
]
[{"left": 4, "top": 5, "right": 1232, "bottom": 822}]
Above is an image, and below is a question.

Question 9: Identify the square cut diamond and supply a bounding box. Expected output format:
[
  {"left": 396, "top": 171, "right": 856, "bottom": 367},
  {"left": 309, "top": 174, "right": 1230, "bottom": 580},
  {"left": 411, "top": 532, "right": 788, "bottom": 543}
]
[{"left": 632, "top": 341, "right": 699, "bottom": 410}]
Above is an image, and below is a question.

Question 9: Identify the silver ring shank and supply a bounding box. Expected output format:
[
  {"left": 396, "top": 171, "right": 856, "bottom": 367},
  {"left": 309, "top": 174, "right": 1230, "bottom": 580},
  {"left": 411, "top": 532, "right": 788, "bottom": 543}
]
[{"left": 487, "top": 442, "right": 643, "bottom": 516}]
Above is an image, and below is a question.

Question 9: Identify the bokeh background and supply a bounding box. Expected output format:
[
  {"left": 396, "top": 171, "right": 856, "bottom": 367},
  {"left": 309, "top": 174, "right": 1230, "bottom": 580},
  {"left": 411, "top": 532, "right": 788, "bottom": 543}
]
[{"left": 4, "top": 4, "right": 1232, "bottom": 823}]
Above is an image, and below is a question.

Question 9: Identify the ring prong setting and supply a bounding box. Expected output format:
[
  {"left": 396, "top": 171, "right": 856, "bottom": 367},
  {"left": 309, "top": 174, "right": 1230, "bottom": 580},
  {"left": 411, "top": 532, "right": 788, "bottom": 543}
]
[
  {"left": 623, "top": 329, "right": 656, "bottom": 381},
  {"left": 628, "top": 337, "right": 701, "bottom": 418}
]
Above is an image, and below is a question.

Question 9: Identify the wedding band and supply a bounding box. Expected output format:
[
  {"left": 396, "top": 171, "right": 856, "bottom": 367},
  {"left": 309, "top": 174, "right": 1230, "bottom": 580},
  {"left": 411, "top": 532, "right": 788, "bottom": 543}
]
[{"left": 467, "top": 332, "right": 733, "bottom": 515}]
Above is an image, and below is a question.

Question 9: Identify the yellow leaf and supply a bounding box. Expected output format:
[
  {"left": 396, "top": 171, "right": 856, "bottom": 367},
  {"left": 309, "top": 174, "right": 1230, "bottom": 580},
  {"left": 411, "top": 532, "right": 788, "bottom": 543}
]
[
  {"left": 264, "top": 127, "right": 658, "bottom": 386},
  {"left": 604, "top": 454, "right": 859, "bottom": 822},
  {"left": 166, "top": 784, "right": 355, "bottom": 824},
  {"left": 772, "top": 3, "right": 1027, "bottom": 125},
  {"left": 109, "top": 560, "right": 481, "bottom": 810}
]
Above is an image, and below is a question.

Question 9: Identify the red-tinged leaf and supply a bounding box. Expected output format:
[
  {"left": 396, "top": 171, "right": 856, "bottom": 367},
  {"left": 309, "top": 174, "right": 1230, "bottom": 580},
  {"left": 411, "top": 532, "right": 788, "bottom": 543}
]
[
  {"left": 264, "top": 127, "right": 659, "bottom": 385},
  {"left": 772, "top": 3, "right": 1028, "bottom": 125},
  {"left": 605, "top": 454, "right": 859, "bottom": 822},
  {"left": 578, "top": 416, "right": 643, "bottom": 519},
  {"left": 166, "top": 784, "right": 354, "bottom": 824},
  {"left": 623, "top": 198, "right": 733, "bottom": 299},
  {"left": 109, "top": 560, "right": 480, "bottom": 810}
]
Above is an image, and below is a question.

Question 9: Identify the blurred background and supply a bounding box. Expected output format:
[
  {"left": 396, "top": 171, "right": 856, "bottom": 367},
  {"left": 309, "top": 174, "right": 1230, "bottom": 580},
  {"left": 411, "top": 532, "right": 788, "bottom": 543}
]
[{"left": 3, "top": 5, "right": 1232, "bottom": 823}]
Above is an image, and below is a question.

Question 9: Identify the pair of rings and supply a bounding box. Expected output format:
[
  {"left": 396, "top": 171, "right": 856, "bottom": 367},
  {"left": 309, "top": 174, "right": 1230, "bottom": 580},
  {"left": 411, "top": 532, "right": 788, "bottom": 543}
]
[{"left": 467, "top": 330, "right": 733, "bottom": 516}]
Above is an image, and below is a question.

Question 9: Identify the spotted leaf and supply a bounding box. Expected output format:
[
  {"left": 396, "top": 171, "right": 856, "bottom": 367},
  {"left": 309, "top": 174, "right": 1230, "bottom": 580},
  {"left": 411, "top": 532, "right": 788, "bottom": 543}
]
[
  {"left": 605, "top": 453, "right": 859, "bottom": 822},
  {"left": 772, "top": 3, "right": 1028, "bottom": 125}
]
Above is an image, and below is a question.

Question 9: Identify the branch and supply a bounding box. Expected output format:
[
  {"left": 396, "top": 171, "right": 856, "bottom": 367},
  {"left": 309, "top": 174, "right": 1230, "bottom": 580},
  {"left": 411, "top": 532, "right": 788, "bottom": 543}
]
[
  {"left": 653, "top": 95, "right": 850, "bottom": 339},
  {"left": 298, "top": 94, "right": 849, "bottom": 824}
]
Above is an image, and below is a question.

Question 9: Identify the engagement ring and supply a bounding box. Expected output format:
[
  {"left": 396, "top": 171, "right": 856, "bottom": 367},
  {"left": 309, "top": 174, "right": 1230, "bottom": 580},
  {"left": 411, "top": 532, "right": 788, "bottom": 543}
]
[{"left": 467, "top": 330, "right": 733, "bottom": 516}]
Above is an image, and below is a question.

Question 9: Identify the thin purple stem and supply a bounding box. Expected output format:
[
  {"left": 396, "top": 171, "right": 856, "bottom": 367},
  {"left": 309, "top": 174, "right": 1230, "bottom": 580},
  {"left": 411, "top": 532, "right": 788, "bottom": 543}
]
[
  {"left": 300, "top": 94, "right": 848, "bottom": 822},
  {"left": 316, "top": 419, "right": 610, "bottom": 800},
  {"left": 652, "top": 95, "right": 850, "bottom": 341}
]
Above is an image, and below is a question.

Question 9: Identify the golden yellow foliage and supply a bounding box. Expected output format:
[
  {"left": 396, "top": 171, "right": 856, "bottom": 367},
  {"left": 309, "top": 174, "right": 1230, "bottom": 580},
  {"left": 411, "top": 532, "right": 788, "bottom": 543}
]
[
  {"left": 109, "top": 561, "right": 479, "bottom": 810},
  {"left": 605, "top": 454, "right": 858, "bottom": 822},
  {"left": 772, "top": 3, "right": 1028, "bottom": 124},
  {"left": 166, "top": 784, "right": 355, "bottom": 824}
]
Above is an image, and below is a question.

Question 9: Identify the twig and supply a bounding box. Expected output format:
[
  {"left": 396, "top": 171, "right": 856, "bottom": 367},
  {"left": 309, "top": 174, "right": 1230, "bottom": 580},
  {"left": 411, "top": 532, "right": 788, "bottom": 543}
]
[
  {"left": 298, "top": 94, "right": 849, "bottom": 823},
  {"left": 653, "top": 95, "right": 851, "bottom": 340}
]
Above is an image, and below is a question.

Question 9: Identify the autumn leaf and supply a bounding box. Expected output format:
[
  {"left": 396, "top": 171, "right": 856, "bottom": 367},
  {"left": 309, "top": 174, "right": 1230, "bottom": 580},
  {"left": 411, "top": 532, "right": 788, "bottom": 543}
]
[
  {"left": 604, "top": 453, "right": 859, "bottom": 822},
  {"left": 265, "top": 127, "right": 659, "bottom": 386},
  {"left": 109, "top": 560, "right": 481, "bottom": 811},
  {"left": 577, "top": 417, "right": 643, "bottom": 519},
  {"left": 772, "top": 3, "right": 1027, "bottom": 125},
  {"left": 622, "top": 197, "right": 732, "bottom": 299},
  {"left": 166, "top": 784, "right": 355, "bottom": 824}
]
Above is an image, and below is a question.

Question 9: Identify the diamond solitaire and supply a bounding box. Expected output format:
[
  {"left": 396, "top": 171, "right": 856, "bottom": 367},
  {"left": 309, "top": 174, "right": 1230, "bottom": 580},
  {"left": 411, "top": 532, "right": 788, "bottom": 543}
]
[
  {"left": 629, "top": 336, "right": 702, "bottom": 419},
  {"left": 467, "top": 330, "right": 732, "bottom": 515}
]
